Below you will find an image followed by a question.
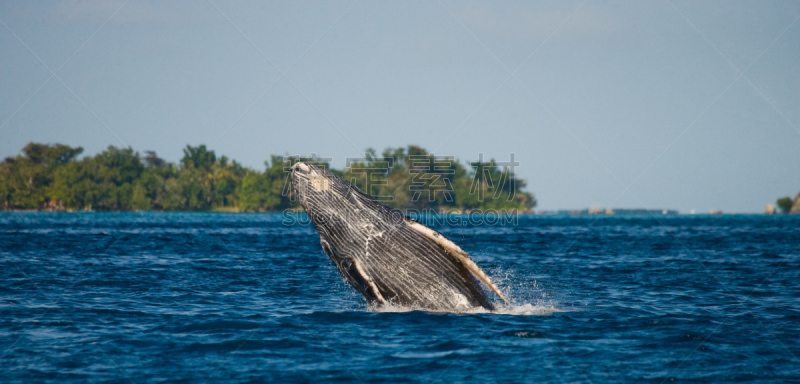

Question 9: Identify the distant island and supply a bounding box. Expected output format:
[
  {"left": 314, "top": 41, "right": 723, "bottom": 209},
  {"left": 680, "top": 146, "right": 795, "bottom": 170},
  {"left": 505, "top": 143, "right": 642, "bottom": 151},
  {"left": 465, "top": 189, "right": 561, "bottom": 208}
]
[
  {"left": 770, "top": 193, "right": 800, "bottom": 214},
  {"left": 538, "top": 208, "right": 679, "bottom": 215},
  {"left": 0, "top": 143, "right": 535, "bottom": 213}
]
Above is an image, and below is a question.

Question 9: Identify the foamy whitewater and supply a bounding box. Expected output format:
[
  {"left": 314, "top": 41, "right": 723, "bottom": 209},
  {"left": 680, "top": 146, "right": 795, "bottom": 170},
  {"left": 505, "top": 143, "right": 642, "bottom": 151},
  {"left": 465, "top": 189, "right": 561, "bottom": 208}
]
[
  {"left": 372, "top": 301, "right": 563, "bottom": 316},
  {"left": 2, "top": 213, "right": 799, "bottom": 382}
]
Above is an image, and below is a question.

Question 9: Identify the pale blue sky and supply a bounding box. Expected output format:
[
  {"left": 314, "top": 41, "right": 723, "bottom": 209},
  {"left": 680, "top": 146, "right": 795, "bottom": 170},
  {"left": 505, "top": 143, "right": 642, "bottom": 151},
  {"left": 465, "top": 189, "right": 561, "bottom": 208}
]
[{"left": 1, "top": 1, "right": 798, "bottom": 212}]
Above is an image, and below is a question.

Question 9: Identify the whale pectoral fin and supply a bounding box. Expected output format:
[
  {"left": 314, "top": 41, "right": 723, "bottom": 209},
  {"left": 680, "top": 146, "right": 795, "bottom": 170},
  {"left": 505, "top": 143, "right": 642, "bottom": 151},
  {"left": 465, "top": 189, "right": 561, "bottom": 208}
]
[
  {"left": 343, "top": 257, "right": 387, "bottom": 305},
  {"left": 405, "top": 219, "right": 508, "bottom": 304}
]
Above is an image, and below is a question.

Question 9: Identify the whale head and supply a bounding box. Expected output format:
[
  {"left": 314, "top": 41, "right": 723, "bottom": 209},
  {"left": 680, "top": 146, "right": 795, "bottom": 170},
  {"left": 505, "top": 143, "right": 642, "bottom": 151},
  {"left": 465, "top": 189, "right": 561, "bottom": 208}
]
[{"left": 290, "top": 161, "right": 404, "bottom": 229}]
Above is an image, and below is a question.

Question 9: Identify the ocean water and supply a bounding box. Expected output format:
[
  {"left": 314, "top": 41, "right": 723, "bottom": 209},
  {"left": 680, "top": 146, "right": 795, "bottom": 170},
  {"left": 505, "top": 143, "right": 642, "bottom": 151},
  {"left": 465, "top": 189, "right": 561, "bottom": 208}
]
[{"left": 1, "top": 213, "right": 798, "bottom": 383}]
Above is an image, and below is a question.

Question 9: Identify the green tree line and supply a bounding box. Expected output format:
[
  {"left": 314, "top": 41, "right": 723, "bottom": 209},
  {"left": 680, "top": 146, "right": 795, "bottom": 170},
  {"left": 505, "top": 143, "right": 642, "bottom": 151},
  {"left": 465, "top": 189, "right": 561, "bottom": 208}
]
[
  {"left": 776, "top": 193, "right": 800, "bottom": 214},
  {"left": 0, "top": 143, "right": 535, "bottom": 212}
]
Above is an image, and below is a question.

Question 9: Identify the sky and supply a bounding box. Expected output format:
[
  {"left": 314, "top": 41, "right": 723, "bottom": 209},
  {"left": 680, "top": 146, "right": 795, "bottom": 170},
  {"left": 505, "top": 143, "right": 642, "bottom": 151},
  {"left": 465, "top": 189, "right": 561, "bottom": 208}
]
[{"left": 1, "top": 0, "right": 798, "bottom": 213}]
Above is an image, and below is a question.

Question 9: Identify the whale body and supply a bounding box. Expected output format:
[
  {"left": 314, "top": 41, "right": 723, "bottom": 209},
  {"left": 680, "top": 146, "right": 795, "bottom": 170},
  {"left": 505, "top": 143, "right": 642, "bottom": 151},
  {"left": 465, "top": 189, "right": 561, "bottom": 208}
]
[{"left": 290, "top": 162, "right": 506, "bottom": 312}]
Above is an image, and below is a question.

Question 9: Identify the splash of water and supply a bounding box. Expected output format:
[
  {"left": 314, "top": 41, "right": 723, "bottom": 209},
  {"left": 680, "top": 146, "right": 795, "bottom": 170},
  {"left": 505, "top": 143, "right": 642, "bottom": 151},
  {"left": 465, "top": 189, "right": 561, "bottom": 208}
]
[
  {"left": 372, "top": 302, "right": 562, "bottom": 315},
  {"left": 362, "top": 265, "right": 564, "bottom": 315}
]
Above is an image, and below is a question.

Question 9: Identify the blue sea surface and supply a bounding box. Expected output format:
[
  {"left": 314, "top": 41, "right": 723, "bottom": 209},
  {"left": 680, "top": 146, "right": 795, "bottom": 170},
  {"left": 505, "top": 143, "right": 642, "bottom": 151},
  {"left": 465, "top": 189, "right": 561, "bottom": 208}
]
[{"left": 1, "top": 213, "right": 798, "bottom": 383}]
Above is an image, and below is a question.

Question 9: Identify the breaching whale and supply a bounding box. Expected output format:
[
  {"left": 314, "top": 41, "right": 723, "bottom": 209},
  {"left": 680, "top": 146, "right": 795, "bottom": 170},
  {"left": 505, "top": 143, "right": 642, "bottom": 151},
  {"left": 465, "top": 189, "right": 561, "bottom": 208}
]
[{"left": 290, "top": 162, "right": 507, "bottom": 311}]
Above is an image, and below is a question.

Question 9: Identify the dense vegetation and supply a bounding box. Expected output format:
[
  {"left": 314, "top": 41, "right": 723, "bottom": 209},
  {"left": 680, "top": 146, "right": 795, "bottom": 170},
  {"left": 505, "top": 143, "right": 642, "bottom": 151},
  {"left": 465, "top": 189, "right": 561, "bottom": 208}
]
[
  {"left": 776, "top": 193, "right": 800, "bottom": 214},
  {"left": 0, "top": 143, "right": 535, "bottom": 213}
]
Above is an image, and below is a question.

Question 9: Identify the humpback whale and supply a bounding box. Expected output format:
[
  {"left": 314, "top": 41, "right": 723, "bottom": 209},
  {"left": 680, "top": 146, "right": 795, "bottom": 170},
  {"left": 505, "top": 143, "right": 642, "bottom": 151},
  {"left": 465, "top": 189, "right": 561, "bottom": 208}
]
[{"left": 290, "top": 162, "right": 507, "bottom": 311}]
